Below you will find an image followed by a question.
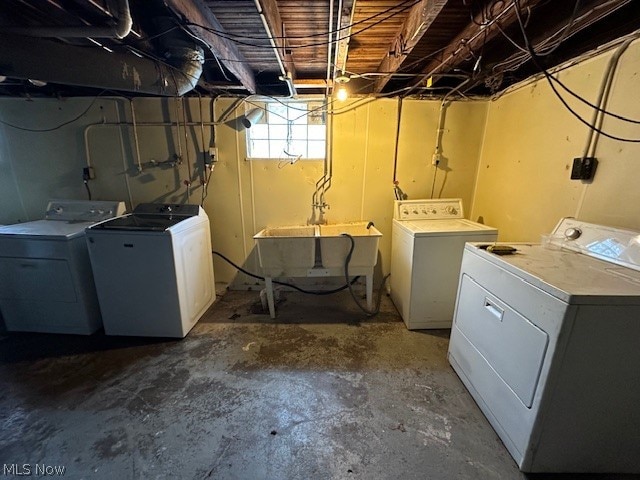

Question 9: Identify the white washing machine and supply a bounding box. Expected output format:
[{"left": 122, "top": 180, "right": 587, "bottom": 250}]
[
  {"left": 0, "top": 199, "right": 125, "bottom": 334},
  {"left": 85, "top": 203, "right": 215, "bottom": 338},
  {"left": 390, "top": 199, "right": 498, "bottom": 329},
  {"left": 448, "top": 218, "right": 640, "bottom": 473}
]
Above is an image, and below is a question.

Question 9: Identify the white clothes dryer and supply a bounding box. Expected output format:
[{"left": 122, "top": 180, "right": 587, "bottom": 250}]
[
  {"left": 449, "top": 218, "right": 640, "bottom": 472},
  {"left": 390, "top": 199, "right": 497, "bottom": 329}
]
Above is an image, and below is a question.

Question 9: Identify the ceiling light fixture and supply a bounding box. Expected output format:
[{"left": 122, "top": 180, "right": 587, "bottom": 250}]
[{"left": 334, "top": 74, "right": 350, "bottom": 101}]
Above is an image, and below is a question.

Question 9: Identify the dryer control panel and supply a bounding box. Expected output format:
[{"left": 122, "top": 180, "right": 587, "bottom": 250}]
[{"left": 394, "top": 199, "right": 464, "bottom": 221}]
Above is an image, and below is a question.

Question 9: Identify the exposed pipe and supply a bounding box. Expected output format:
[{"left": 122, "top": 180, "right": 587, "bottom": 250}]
[
  {"left": 326, "top": 0, "right": 335, "bottom": 97},
  {"left": 113, "top": 102, "right": 135, "bottom": 210},
  {"left": 430, "top": 78, "right": 472, "bottom": 199},
  {"left": 575, "top": 34, "right": 636, "bottom": 218},
  {"left": 0, "top": 33, "right": 202, "bottom": 96},
  {"left": 392, "top": 98, "right": 403, "bottom": 185},
  {"left": 253, "top": 0, "right": 295, "bottom": 97},
  {"left": 331, "top": 0, "right": 344, "bottom": 83},
  {"left": 181, "top": 96, "right": 193, "bottom": 201},
  {"left": 6, "top": 0, "right": 132, "bottom": 39},
  {"left": 130, "top": 100, "right": 144, "bottom": 173},
  {"left": 433, "top": 77, "right": 472, "bottom": 167}
]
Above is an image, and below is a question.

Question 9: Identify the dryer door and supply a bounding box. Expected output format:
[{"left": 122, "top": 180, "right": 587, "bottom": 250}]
[{"left": 455, "top": 274, "right": 548, "bottom": 407}]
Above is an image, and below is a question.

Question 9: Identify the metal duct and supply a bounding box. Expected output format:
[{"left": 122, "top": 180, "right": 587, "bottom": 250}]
[
  {"left": 5, "top": 0, "right": 133, "bottom": 39},
  {"left": 0, "top": 32, "right": 202, "bottom": 96}
]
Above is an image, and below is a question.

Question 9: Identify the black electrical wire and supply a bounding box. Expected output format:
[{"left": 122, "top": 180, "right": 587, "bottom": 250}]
[
  {"left": 185, "top": 0, "right": 420, "bottom": 42},
  {"left": 212, "top": 250, "right": 360, "bottom": 296},
  {"left": 83, "top": 180, "right": 92, "bottom": 200},
  {"left": 0, "top": 91, "right": 107, "bottom": 132},
  {"left": 340, "top": 233, "right": 390, "bottom": 317},
  {"left": 184, "top": 0, "right": 421, "bottom": 50},
  {"left": 493, "top": 0, "right": 640, "bottom": 125},
  {"left": 513, "top": 0, "right": 640, "bottom": 143},
  {"left": 545, "top": 60, "right": 640, "bottom": 125},
  {"left": 430, "top": 165, "right": 438, "bottom": 199},
  {"left": 536, "top": 0, "right": 581, "bottom": 57}
]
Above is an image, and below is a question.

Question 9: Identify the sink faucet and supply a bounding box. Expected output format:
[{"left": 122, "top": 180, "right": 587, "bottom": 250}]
[{"left": 309, "top": 200, "right": 329, "bottom": 225}]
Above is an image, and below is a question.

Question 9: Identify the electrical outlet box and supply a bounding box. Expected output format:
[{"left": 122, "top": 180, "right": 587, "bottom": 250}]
[
  {"left": 82, "top": 166, "right": 95, "bottom": 180},
  {"left": 571, "top": 157, "right": 598, "bottom": 180},
  {"left": 208, "top": 147, "right": 218, "bottom": 162}
]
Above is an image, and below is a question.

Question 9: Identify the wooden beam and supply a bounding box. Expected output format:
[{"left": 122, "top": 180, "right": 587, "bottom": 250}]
[
  {"left": 334, "top": 0, "right": 356, "bottom": 76},
  {"left": 293, "top": 78, "right": 331, "bottom": 89},
  {"left": 255, "top": 0, "right": 296, "bottom": 79},
  {"left": 165, "top": 0, "right": 257, "bottom": 93},
  {"left": 412, "top": 0, "right": 545, "bottom": 90},
  {"left": 373, "top": 0, "right": 448, "bottom": 93}
]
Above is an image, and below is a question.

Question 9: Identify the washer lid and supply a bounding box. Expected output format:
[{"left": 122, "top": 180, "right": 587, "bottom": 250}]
[
  {"left": 0, "top": 219, "right": 93, "bottom": 239},
  {"left": 395, "top": 218, "right": 498, "bottom": 236},
  {"left": 88, "top": 203, "right": 202, "bottom": 232},
  {"left": 88, "top": 213, "right": 188, "bottom": 232}
]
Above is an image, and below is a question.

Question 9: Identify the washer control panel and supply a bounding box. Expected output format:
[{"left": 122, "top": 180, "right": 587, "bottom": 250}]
[
  {"left": 46, "top": 200, "right": 126, "bottom": 222},
  {"left": 394, "top": 199, "right": 464, "bottom": 220}
]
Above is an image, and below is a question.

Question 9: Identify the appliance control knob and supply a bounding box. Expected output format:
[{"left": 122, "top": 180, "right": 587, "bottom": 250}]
[
  {"left": 565, "top": 227, "right": 582, "bottom": 240},
  {"left": 402, "top": 209, "right": 409, "bottom": 215},
  {"left": 412, "top": 209, "right": 418, "bottom": 214},
  {"left": 446, "top": 206, "right": 458, "bottom": 215},
  {"left": 431, "top": 209, "right": 437, "bottom": 214}
]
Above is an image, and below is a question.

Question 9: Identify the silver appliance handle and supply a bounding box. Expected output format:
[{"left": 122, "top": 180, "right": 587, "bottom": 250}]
[{"left": 484, "top": 298, "right": 504, "bottom": 321}]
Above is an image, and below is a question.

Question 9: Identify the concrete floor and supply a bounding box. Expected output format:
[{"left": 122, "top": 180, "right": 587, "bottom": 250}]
[{"left": 1, "top": 290, "right": 639, "bottom": 480}]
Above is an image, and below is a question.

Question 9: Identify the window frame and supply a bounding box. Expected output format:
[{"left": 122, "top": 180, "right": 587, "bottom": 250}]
[{"left": 245, "top": 98, "right": 327, "bottom": 162}]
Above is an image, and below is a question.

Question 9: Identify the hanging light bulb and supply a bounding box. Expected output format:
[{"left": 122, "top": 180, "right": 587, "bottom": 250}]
[{"left": 334, "top": 74, "right": 350, "bottom": 101}]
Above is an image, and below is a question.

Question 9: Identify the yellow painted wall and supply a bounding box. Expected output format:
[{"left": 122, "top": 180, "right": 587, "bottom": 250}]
[
  {"left": 0, "top": 96, "right": 487, "bottom": 287},
  {"left": 2, "top": 37, "right": 640, "bottom": 294},
  {"left": 210, "top": 97, "right": 488, "bottom": 286},
  {"left": 472, "top": 37, "right": 640, "bottom": 241}
]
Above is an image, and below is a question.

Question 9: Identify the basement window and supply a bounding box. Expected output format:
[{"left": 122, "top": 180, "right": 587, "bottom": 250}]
[{"left": 245, "top": 100, "right": 326, "bottom": 161}]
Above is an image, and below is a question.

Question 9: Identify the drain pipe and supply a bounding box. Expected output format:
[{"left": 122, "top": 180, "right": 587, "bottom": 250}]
[
  {"left": 253, "top": 0, "right": 295, "bottom": 97},
  {"left": 432, "top": 78, "right": 472, "bottom": 168},
  {"left": 6, "top": 0, "right": 132, "bottom": 39}
]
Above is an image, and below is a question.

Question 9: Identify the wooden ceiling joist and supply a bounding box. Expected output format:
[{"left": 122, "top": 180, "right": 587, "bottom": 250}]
[
  {"left": 165, "top": 0, "right": 257, "bottom": 94},
  {"left": 412, "top": 0, "right": 545, "bottom": 90},
  {"left": 373, "top": 0, "right": 448, "bottom": 93}
]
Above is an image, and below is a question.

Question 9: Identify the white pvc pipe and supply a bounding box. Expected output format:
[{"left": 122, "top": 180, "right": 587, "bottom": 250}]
[
  {"left": 253, "top": 0, "right": 295, "bottom": 97},
  {"left": 8, "top": 0, "right": 132, "bottom": 39},
  {"left": 326, "top": 0, "right": 335, "bottom": 96}
]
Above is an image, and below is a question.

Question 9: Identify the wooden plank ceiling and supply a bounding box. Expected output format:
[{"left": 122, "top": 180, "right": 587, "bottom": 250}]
[{"left": 1, "top": 0, "right": 640, "bottom": 98}]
